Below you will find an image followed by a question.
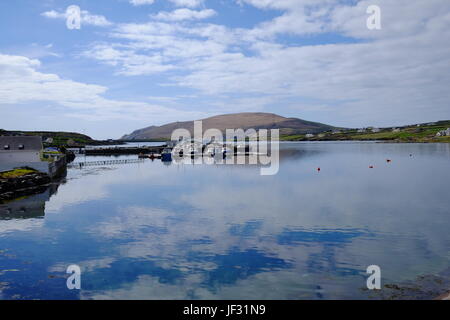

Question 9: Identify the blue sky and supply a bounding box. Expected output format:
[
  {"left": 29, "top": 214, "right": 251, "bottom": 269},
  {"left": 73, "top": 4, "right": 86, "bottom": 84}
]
[{"left": 0, "top": 0, "right": 449, "bottom": 139}]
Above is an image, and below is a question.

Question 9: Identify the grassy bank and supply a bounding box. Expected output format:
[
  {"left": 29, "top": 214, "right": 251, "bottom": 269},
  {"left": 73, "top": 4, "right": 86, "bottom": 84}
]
[{"left": 0, "top": 168, "right": 37, "bottom": 179}]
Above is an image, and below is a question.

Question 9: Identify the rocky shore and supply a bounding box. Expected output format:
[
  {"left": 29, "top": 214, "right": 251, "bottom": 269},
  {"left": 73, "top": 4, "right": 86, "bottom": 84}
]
[
  {"left": 437, "top": 291, "right": 450, "bottom": 300},
  {"left": 0, "top": 169, "right": 51, "bottom": 201},
  {"left": 365, "top": 268, "right": 450, "bottom": 300}
]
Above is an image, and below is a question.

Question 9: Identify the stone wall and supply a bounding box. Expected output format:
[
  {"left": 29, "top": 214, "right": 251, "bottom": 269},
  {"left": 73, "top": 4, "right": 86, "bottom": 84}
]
[
  {"left": 0, "top": 155, "right": 66, "bottom": 179},
  {"left": 48, "top": 156, "right": 67, "bottom": 178}
]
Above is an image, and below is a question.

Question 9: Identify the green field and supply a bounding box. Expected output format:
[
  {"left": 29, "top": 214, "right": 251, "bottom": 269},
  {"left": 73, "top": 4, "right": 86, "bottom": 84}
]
[{"left": 280, "top": 121, "right": 450, "bottom": 143}]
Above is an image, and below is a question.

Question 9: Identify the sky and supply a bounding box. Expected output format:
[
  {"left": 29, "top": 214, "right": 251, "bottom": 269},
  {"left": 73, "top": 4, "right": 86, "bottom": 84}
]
[{"left": 0, "top": 0, "right": 449, "bottom": 139}]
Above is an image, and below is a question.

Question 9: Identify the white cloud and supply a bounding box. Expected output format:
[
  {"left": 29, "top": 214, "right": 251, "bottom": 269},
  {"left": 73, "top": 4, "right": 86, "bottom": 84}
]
[
  {"left": 41, "top": 9, "right": 112, "bottom": 27},
  {"left": 152, "top": 8, "right": 216, "bottom": 21},
  {"left": 129, "top": 0, "right": 204, "bottom": 7},
  {"left": 0, "top": 54, "right": 208, "bottom": 125},
  {"left": 80, "top": 0, "right": 450, "bottom": 126},
  {"left": 236, "top": 0, "right": 335, "bottom": 11},
  {"left": 168, "top": 0, "right": 205, "bottom": 8},
  {"left": 82, "top": 44, "right": 175, "bottom": 75},
  {"left": 129, "top": 0, "right": 155, "bottom": 5}
]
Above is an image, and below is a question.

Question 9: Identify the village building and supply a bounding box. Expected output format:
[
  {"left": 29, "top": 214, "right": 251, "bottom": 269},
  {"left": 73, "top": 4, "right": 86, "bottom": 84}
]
[
  {"left": 0, "top": 136, "right": 66, "bottom": 178},
  {"left": 0, "top": 136, "right": 42, "bottom": 163},
  {"left": 44, "top": 137, "right": 54, "bottom": 144},
  {"left": 436, "top": 128, "right": 450, "bottom": 137}
]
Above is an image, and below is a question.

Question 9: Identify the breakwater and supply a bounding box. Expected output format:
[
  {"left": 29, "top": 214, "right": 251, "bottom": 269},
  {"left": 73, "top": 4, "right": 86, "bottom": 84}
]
[{"left": 83, "top": 146, "right": 166, "bottom": 156}]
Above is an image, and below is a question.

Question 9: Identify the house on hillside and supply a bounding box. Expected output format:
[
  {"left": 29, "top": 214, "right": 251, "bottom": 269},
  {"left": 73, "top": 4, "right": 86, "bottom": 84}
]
[
  {"left": 436, "top": 128, "right": 450, "bottom": 137},
  {"left": 44, "top": 137, "right": 54, "bottom": 144}
]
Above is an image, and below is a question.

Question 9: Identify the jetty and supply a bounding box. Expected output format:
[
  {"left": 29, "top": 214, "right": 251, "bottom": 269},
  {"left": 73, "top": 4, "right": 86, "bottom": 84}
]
[
  {"left": 81, "top": 145, "right": 166, "bottom": 156},
  {"left": 68, "top": 158, "right": 146, "bottom": 168}
]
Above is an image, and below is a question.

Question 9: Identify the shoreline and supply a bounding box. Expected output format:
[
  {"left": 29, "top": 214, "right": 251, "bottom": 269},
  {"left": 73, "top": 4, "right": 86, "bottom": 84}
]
[
  {"left": 279, "top": 138, "right": 450, "bottom": 143},
  {"left": 437, "top": 292, "right": 450, "bottom": 300},
  {"left": 372, "top": 266, "right": 450, "bottom": 300}
]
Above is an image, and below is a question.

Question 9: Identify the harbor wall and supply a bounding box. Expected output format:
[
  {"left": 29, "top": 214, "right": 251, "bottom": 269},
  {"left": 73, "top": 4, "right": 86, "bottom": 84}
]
[{"left": 0, "top": 155, "right": 66, "bottom": 179}]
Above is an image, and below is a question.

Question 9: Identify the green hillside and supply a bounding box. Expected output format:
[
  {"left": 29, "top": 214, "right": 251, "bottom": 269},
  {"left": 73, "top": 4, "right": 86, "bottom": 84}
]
[{"left": 280, "top": 121, "right": 450, "bottom": 142}]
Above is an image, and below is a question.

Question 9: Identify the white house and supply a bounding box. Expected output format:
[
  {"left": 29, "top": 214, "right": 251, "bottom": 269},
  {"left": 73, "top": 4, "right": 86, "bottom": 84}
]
[
  {"left": 44, "top": 137, "right": 54, "bottom": 144},
  {"left": 305, "top": 134, "right": 315, "bottom": 138},
  {"left": 0, "top": 136, "right": 42, "bottom": 163},
  {"left": 372, "top": 128, "right": 381, "bottom": 133},
  {"left": 436, "top": 128, "right": 450, "bottom": 137}
]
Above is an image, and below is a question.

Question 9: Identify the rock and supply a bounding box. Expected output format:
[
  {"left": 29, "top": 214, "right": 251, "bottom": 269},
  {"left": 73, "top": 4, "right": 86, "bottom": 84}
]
[{"left": 0, "top": 171, "right": 51, "bottom": 201}]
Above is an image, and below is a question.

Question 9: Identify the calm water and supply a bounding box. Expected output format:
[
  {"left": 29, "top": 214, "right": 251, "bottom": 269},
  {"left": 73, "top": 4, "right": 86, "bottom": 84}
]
[{"left": 1, "top": 142, "right": 450, "bottom": 300}]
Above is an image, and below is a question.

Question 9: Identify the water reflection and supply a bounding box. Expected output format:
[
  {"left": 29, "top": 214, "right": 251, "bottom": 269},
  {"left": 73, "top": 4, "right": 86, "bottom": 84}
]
[
  {"left": 0, "top": 142, "right": 449, "bottom": 299},
  {"left": 0, "top": 184, "right": 59, "bottom": 220}
]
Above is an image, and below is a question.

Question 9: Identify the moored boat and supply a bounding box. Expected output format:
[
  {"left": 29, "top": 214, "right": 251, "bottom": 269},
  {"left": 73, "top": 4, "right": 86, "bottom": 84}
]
[{"left": 161, "top": 148, "right": 172, "bottom": 162}]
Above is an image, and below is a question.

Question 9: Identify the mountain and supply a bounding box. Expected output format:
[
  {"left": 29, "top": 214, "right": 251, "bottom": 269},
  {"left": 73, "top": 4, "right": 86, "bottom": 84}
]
[{"left": 121, "top": 112, "right": 335, "bottom": 140}]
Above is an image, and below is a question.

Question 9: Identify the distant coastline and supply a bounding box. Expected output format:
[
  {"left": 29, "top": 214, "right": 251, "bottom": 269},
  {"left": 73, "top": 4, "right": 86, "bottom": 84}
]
[
  {"left": 2, "top": 118, "right": 450, "bottom": 145},
  {"left": 120, "top": 113, "right": 450, "bottom": 144}
]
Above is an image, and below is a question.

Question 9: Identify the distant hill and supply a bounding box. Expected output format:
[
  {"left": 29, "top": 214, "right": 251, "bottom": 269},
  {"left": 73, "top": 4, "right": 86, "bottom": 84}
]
[{"left": 121, "top": 113, "right": 335, "bottom": 140}]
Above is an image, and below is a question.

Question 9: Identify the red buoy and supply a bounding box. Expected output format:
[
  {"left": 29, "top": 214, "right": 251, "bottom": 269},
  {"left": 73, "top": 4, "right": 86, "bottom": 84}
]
[
  {"left": 317, "top": 167, "right": 321, "bottom": 172},
  {"left": 369, "top": 165, "right": 374, "bottom": 169},
  {"left": 386, "top": 159, "right": 392, "bottom": 163}
]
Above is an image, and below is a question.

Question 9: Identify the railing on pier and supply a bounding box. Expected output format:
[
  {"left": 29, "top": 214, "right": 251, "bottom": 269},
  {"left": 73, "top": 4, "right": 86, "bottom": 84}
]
[{"left": 68, "top": 158, "right": 146, "bottom": 168}]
